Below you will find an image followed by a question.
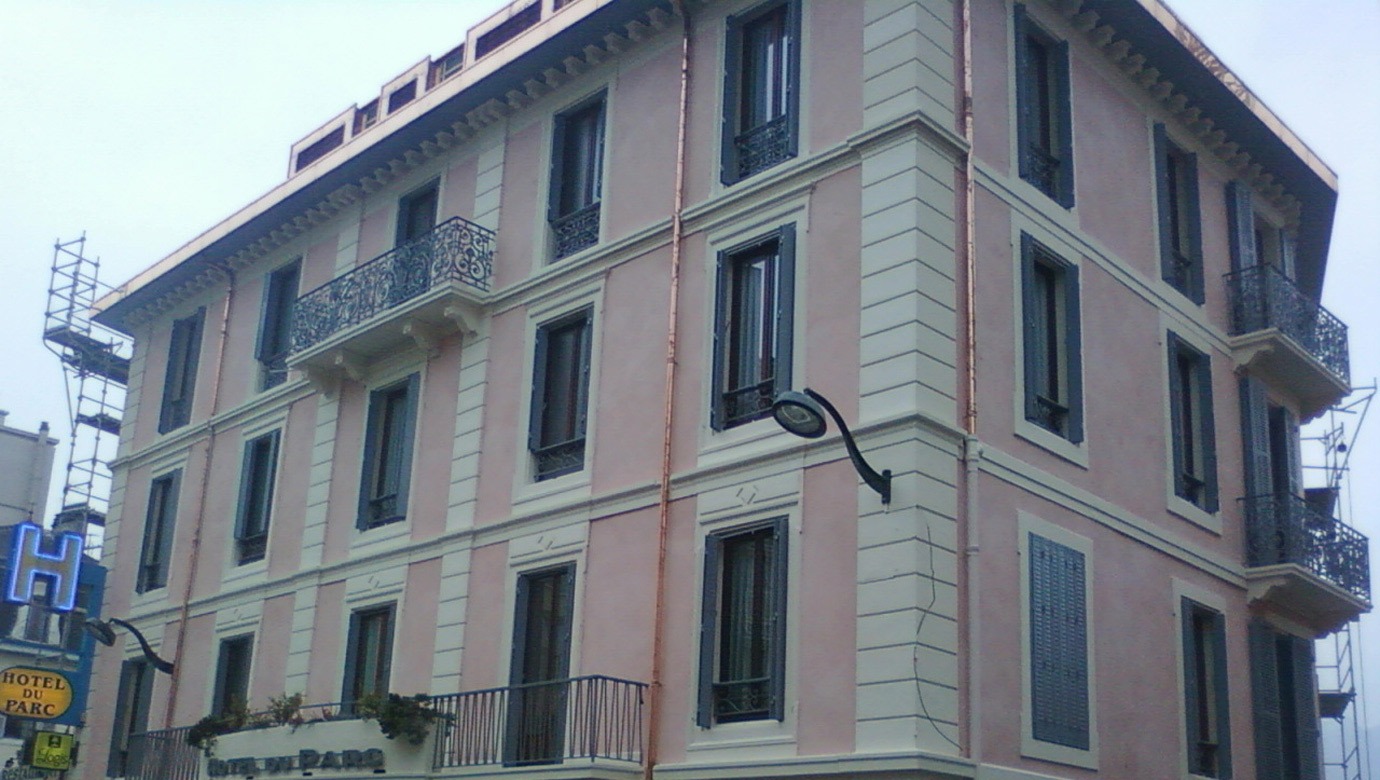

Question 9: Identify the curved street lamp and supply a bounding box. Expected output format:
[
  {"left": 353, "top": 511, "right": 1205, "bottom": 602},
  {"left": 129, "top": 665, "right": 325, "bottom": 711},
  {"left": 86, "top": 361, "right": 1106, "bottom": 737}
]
[
  {"left": 85, "top": 617, "right": 175, "bottom": 674},
  {"left": 772, "top": 388, "right": 892, "bottom": 505}
]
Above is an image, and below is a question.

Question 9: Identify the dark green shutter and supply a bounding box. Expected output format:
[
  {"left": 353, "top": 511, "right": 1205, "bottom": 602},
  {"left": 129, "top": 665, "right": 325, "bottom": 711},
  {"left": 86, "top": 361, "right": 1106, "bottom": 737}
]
[
  {"left": 158, "top": 470, "right": 182, "bottom": 588},
  {"left": 1020, "top": 234, "right": 1041, "bottom": 425},
  {"left": 1013, "top": 4, "right": 1034, "bottom": 186},
  {"left": 772, "top": 225, "right": 796, "bottom": 400},
  {"left": 548, "top": 111, "right": 569, "bottom": 222},
  {"left": 1052, "top": 38, "right": 1074, "bottom": 207},
  {"left": 768, "top": 518, "right": 788, "bottom": 721},
  {"left": 1238, "top": 377, "right": 1273, "bottom": 499},
  {"left": 710, "top": 252, "right": 731, "bottom": 431},
  {"left": 1212, "top": 611, "right": 1233, "bottom": 778},
  {"left": 394, "top": 374, "right": 420, "bottom": 520},
  {"left": 1063, "top": 261, "right": 1084, "bottom": 442},
  {"left": 556, "top": 564, "right": 576, "bottom": 679},
  {"left": 1028, "top": 533, "right": 1089, "bottom": 750},
  {"left": 782, "top": 0, "right": 802, "bottom": 160},
  {"left": 1249, "top": 621, "right": 1284, "bottom": 780},
  {"left": 1226, "top": 181, "right": 1256, "bottom": 272},
  {"left": 720, "top": 11, "right": 745, "bottom": 185},
  {"left": 1182, "top": 150, "right": 1204, "bottom": 303},
  {"left": 1181, "top": 599, "right": 1201, "bottom": 769},
  {"left": 697, "top": 534, "right": 723, "bottom": 727},
  {"left": 358, "top": 389, "right": 383, "bottom": 529},
  {"left": 234, "top": 439, "right": 257, "bottom": 541},
  {"left": 1154, "top": 123, "right": 1176, "bottom": 287},
  {"left": 1283, "top": 409, "right": 1302, "bottom": 498},
  {"left": 1167, "top": 337, "right": 1188, "bottom": 499},
  {"left": 1280, "top": 234, "right": 1298, "bottom": 281},
  {"left": 575, "top": 313, "right": 593, "bottom": 438},
  {"left": 1292, "top": 635, "right": 1321, "bottom": 780},
  {"left": 529, "top": 325, "right": 551, "bottom": 451},
  {"left": 212, "top": 640, "right": 233, "bottom": 715},
  {"left": 1196, "top": 352, "right": 1219, "bottom": 511}
]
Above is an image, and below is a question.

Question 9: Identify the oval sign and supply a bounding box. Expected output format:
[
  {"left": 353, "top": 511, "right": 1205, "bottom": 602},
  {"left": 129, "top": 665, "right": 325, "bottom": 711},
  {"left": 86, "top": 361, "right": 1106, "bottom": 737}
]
[{"left": 0, "top": 667, "right": 73, "bottom": 720}]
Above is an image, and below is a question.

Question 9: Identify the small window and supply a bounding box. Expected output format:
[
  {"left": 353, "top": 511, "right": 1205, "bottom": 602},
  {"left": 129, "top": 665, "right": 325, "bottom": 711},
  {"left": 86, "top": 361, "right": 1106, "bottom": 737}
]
[
  {"left": 1249, "top": 621, "right": 1321, "bottom": 780},
  {"left": 354, "top": 100, "right": 380, "bottom": 135},
  {"left": 1167, "top": 333, "right": 1218, "bottom": 511},
  {"left": 256, "top": 260, "right": 300, "bottom": 390},
  {"left": 358, "top": 375, "right": 419, "bottom": 530},
  {"left": 1028, "top": 532, "right": 1089, "bottom": 750},
  {"left": 1013, "top": 5, "right": 1074, "bottom": 206},
  {"left": 1020, "top": 234, "right": 1082, "bottom": 441},
  {"left": 235, "top": 430, "right": 281, "bottom": 564},
  {"left": 158, "top": 309, "right": 204, "bottom": 434},
  {"left": 1156, "top": 124, "right": 1204, "bottom": 302},
  {"left": 396, "top": 182, "right": 439, "bottom": 246},
  {"left": 529, "top": 310, "right": 593, "bottom": 481},
  {"left": 475, "top": 3, "right": 541, "bottom": 59},
  {"left": 342, "top": 604, "right": 394, "bottom": 707},
  {"left": 1182, "top": 599, "right": 1230, "bottom": 778},
  {"left": 294, "top": 126, "right": 345, "bottom": 172},
  {"left": 432, "top": 45, "right": 465, "bottom": 86},
  {"left": 107, "top": 658, "right": 154, "bottom": 777},
  {"left": 212, "top": 635, "right": 254, "bottom": 716},
  {"left": 549, "top": 95, "right": 605, "bottom": 260},
  {"left": 507, "top": 564, "right": 576, "bottom": 765},
  {"left": 712, "top": 226, "right": 795, "bottom": 430},
  {"left": 697, "top": 519, "right": 787, "bottom": 726},
  {"left": 387, "top": 80, "right": 417, "bottom": 114},
  {"left": 137, "top": 471, "right": 181, "bottom": 593},
  {"left": 721, "top": 0, "right": 800, "bottom": 184}
]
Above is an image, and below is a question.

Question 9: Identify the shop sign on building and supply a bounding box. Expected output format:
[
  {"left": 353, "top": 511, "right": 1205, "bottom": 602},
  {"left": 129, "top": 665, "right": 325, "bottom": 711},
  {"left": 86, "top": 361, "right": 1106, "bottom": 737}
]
[
  {"left": 29, "top": 732, "right": 73, "bottom": 771},
  {"left": 0, "top": 668, "right": 73, "bottom": 720}
]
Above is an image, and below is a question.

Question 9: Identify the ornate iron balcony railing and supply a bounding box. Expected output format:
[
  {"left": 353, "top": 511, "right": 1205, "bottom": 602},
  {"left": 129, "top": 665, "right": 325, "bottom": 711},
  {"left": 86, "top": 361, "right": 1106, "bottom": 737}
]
[
  {"left": 1243, "top": 493, "right": 1370, "bottom": 602},
  {"left": 735, "top": 114, "right": 792, "bottom": 180},
  {"left": 551, "top": 202, "right": 600, "bottom": 260},
  {"left": 291, "top": 216, "right": 495, "bottom": 355},
  {"left": 431, "top": 675, "right": 646, "bottom": 769},
  {"left": 1225, "top": 264, "right": 1350, "bottom": 384}
]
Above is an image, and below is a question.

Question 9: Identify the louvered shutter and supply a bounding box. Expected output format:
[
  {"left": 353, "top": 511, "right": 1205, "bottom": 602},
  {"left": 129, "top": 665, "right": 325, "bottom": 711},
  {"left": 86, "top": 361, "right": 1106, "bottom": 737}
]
[
  {"left": 1020, "top": 234, "right": 1042, "bottom": 424},
  {"left": 1028, "top": 533, "right": 1089, "bottom": 750},
  {"left": 1196, "top": 353, "right": 1219, "bottom": 512},
  {"left": 1238, "top": 377, "right": 1273, "bottom": 499},
  {"left": 1280, "top": 234, "right": 1298, "bottom": 281},
  {"left": 1154, "top": 124, "right": 1176, "bottom": 286},
  {"left": 1284, "top": 409, "right": 1302, "bottom": 498},
  {"left": 1212, "top": 610, "right": 1233, "bottom": 778},
  {"left": 768, "top": 518, "right": 789, "bottom": 721},
  {"left": 575, "top": 314, "right": 593, "bottom": 438},
  {"left": 393, "top": 374, "right": 420, "bottom": 519},
  {"left": 710, "top": 254, "right": 731, "bottom": 430},
  {"left": 1183, "top": 149, "right": 1205, "bottom": 303},
  {"left": 234, "top": 441, "right": 257, "bottom": 541},
  {"left": 772, "top": 226, "right": 796, "bottom": 400},
  {"left": 782, "top": 0, "right": 802, "bottom": 160},
  {"left": 157, "top": 470, "right": 182, "bottom": 588},
  {"left": 1181, "top": 599, "right": 1201, "bottom": 768},
  {"left": 1249, "top": 621, "right": 1284, "bottom": 780},
  {"left": 697, "top": 534, "right": 723, "bottom": 727},
  {"left": 548, "top": 112, "right": 569, "bottom": 222},
  {"left": 1226, "top": 181, "right": 1257, "bottom": 272},
  {"left": 529, "top": 326, "right": 551, "bottom": 452},
  {"left": 1053, "top": 38, "right": 1074, "bottom": 207},
  {"left": 1013, "top": 5, "right": 1034, "bottom": 184},
  {"left": 1168, "top": 338, "right": 1188, "bottom": 499},
  {"left": 720, "top": 11, "right": 745, "bottom": 185},
  {"left": 1292, "top": 635, "right": 1321, "bottom": 780},
  {"left": 1064, "top": 261, "right": 1084, "bottom": 442}
]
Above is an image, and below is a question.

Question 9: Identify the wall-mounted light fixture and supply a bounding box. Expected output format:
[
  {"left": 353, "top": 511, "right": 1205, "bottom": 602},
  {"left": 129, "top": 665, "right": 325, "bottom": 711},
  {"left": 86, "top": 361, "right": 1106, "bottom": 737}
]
[
  {"left": 85, "top": 617, "right": 174, "bottom": 674},
  {"left": 772, "top": 388, "right": 892, "bottom": 505}
]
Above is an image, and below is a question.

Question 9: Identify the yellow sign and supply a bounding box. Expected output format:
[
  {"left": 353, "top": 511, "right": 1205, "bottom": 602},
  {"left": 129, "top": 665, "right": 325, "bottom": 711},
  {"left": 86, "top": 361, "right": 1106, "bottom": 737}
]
[
  {"left": 0, "top": 668, "right": 73, "bottom": 720},
  {"left": 31, "top": 731, "right": 72, "bottom": 771}
]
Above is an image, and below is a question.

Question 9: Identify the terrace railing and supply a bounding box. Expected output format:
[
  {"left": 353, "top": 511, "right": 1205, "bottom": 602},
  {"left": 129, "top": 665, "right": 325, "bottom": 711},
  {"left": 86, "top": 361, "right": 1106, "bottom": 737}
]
[
  {"left": 1225, "top": 263, "right": 1350, "bottom": 384},
  {"left": 1244, "top": 492, "right": 1370, "bottom": 603}
]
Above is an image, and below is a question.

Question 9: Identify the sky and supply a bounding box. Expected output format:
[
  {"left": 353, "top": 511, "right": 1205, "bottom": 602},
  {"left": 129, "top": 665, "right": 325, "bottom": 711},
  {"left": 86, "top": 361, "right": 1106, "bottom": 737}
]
[{"left": 1, "top": 0, "right": 1378, "bottom": 762}]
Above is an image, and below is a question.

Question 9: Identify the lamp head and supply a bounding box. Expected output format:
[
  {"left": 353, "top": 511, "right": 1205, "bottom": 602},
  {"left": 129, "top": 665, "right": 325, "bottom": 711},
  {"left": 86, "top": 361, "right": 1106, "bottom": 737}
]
[
  {"left": 84, "top": 619, "right": 117, "bottom": 647},
  {"left": 772, "top": 391, "right": 828, "bottom": 439}
]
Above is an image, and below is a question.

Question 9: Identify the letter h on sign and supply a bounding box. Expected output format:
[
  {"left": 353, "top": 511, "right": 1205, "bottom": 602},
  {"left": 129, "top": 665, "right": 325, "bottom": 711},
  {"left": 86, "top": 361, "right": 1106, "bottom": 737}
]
[{"left": 5, "top": 523, "right": 83, "bottom": 613}]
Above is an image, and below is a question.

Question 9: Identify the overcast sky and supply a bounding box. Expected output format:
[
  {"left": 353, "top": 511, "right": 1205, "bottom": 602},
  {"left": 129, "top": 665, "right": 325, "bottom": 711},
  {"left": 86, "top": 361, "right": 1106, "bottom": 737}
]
[{"left": 2, "top": 0, "right": 1377, "bottom": 756}]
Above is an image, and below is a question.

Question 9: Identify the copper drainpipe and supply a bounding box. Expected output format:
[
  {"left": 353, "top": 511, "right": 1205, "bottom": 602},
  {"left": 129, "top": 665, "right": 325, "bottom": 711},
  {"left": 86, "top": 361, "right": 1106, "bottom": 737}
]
[
  {"left": 162, "top": 266, "right": 236, "bottom": 729},
  {"left": 957, "top": 0, "right": 983, "bottom": 763},
  {"left": 646, "top": 7, "right": 692, "bottom": 780}
]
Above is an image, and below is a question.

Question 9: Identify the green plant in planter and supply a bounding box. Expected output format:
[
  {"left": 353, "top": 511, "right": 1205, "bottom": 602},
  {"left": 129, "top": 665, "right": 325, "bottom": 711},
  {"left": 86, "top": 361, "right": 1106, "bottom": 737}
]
[
  {"left": 266, "top": 692, "right": 305, "bottom": 727},
  {"left": 186, "top": 698, "right": 258, "bottom": 754},
  {"left": 355, "top": 693, "right": 440, "bottom": 746}
]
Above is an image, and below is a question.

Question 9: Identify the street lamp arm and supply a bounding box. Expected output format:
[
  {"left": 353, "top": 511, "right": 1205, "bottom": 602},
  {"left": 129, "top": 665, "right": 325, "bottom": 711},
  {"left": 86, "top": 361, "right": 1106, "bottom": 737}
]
[
  {"left": 91, "top": 617, "right": 175, "bottom": 675},
  {"left": 802, "top": 388, "right": 892, "bottom": 505}
]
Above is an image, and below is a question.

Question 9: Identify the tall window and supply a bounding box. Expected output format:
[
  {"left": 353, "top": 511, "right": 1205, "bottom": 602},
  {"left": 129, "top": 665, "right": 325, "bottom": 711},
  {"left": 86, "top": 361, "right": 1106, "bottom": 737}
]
[
  {"left": 1182, "top": 599, "right": 1230, "bottom": 778},
  {"left": 1168, "top": 333, "right": 1218, "bottom": 511},
  {"left": 1156, "top": 124, "right": 1204, "bottom": 302},
  {"left": 721, "top": 0, "right": 800, "bottom": 184},
  {"left": 1013, "top": 5, "right": 1073, "bottom": 206},
  {"left": 549, "top": 95, "right": 605, "bottom": 260},
  {"left": 137, "top": 471, "right": 181, "bottom": 593},
  {"left": 256, "top": 260, "right": 300, "bottom": 390},
  {"left": 712, "top": 227, "right": 795, "bottom": 429},
  {"left": 212, "top": 635, "right": 253, "bottom": 716},
  {"left": 358, "top": 374, "right": 419, "bottom": 529},
  {"left": 234, "top": 430, "right": 280, "bottom": 564},
  {"left": 507, "top": 564, "right": 575, "bottom": 765},
  {"left": 1028, "top": 532, "right": 1089, "bottom": 750},
  {"left": 1021, "top": 234, "right": 1082, "bottom": 441},
  {"left": 698, "top": 519, "right": 787, "bottom": 726},
  {"left": 342, "top": 605, "right": 394, "bottom": 706},
  {"left": 158, "top": 309, "right": 204, "bottom": 433},
  {"left": 396, "top": 181, "right": 439, "bottom": 246},
  {"left": 1249, "top": 621, "right": 1321, "bottom": 780},
  {"left": 529, "top": 310, "right": 593, "bottom": 481},
  {"left": 107, "top": 658, "right": 154, "bottom": 777}
]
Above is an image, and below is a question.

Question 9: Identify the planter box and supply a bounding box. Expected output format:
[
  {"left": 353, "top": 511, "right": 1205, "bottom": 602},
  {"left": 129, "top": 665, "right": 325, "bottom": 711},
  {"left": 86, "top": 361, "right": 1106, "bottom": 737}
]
[{"left": 205, "top": 718, "right": 435, "bottom": 778}]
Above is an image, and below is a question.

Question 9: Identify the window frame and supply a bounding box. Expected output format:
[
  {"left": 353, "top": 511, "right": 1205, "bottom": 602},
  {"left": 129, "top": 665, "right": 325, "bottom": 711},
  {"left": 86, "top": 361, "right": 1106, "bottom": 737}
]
[
  {"left": 720, "top": 0, "right": 801, "bottom": 185},
  {"left": 1155, "top": 124, "right": 1204, "bottom": 303},
  {"left": 136, "top": 470, "right": 181, "bottom": 594},
  {"left": 211, "top": 635, "right": 254, "bottom": 717},
  {"left": 234, "top": 429, "right": 281, "bottom": 564},
  {"left": 1249, "top": 621, "right": 1321, "bottom": 780},
  {"left": 1013, "top": 4, "right": 1074, "bottom": 207},
  {"left": 529, "top": 308, "right": 594, "bottom": 482},
  {"left": 506, "top": 563, "right": 577, "bottom": 765},
  {"left": 1182, "top": 598, "right": 1231, "bottom": 778},
  {"left": 358, "top": 373, "right": 420, "bottom": 530},
  {"left": 341, "top": 604, "right": 395, "bottom": 708},
  {"left": 255, "top": 260, "right": 301, "bottom": 391},
  {"left": 107, "top": 658, "right": 154, "bottom": 777},
  {"left": 1020, "top": 233, "right": 1083, "bottom": 442},
  {"left": 1167, "top": 332, "right": 1219, "bottom": 512},
  {"left": 548, "top": 92, "right": 606, "bottom": 261},
  {"left": 158, "top": 309, "right": 204, "bottom": 434},
  {"left": 711, "top": 225, "right": 796, "bottom": 431},
  {"left": 395, "top": 180, "right": 440, "bottom": 247}
]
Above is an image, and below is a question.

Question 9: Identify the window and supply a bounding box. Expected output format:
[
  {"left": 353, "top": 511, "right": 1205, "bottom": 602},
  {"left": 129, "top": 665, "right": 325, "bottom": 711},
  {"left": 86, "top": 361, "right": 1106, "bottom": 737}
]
[
  {"left": 358, "top": 375, "right": 419, "bottom": 529},
  {"left": 107, "top": 658, "right": 154, "bottom": 777},
  {"left": 697, "top": 519, "right": 787, "bottom": 726},
  {"left": 1013, "top": 4, "right": 1073, "bottom": 206},
  {"left": 354, "top": 100, "right": 380, "bottom": 134},
  {"left": 396, "top": 182, "right": 439, "bottom": 246},
  {"left": 256, "top": 261, "right": 300, "bottom": 390},
  {"left": 1155, "top": 124, "right": 1204, "bottom": 302},
  {"left": 295, "top": 126, "right": 345, "bottom": 172},
  {"left": 529, "top": 310, "right": 593, "bottom": 481},
  {"left": 507, "top": 564, "right": 575, "bottom": 765},
  {"left": 212, "top": 635, "right": 253, "bottom": 716},
  {"left": 549, "top": 95, "right": 605, "bottom": 260},
  {"left": 1028, "top": 532, "right": 1088, "bottom": 750},
  {"left": 1182, "top": 599, "right": 1230, "bottom": 778},
  {"left": 1249, "top": 621, "right": 1320, "bottom": 780},
  {"left": 158, "top": 309, "right": 204, "bottom": 433},
  {"left": 1168, "top": 333, "right": 1218, "bottom": 511},
  {"left": 721, "top": 0, "right": 800, "bottom": 184},
  {"left": 235, "top": 430, "right": 281, "bottom": 564},
  {"left": 1021, "top": 234, "right": 1082, "bottom": 441},
  {"left": 342, "top": 605, "right": 394, "bottom": 707},
  {"left": 137, "top": 471, "right": 181, "bottom": 593},
  {"left": 387, "top": 80, "right": 416, "bottom": 114},
  {"left": 712, "top": 226, "right": 795, "bottom": 429}
]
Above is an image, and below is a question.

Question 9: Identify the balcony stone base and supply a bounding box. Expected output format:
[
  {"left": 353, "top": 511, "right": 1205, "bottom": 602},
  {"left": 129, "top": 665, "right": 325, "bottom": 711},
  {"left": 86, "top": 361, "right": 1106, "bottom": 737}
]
[
  {"left": 1245, "top": 563, "right": 1371, "bottom": 636},
  {"left": 1229, "top": 329, "right": 1349, "bottom": 421}
]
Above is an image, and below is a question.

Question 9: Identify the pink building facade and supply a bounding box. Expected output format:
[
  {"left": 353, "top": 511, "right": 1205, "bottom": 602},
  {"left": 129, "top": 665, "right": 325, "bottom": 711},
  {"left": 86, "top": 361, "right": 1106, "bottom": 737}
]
[{"left": 80, "top": 1, "right": 1365, "bottom": 779}]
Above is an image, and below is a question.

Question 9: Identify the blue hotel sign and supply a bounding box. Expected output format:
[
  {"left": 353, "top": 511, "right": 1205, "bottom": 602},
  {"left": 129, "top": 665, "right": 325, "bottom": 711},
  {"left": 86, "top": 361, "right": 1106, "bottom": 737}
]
[{"left": 4, "top": 523, "right": 83, "bottom": 612}]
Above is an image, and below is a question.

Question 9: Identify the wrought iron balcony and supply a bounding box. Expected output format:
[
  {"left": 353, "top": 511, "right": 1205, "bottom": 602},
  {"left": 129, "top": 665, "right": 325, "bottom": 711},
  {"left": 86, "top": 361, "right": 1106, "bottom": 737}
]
[
  {"left": 1225, "top": 264, "right": 1350, "bottom": 417},
  {"left": 1243, "top": 493, "right": 1370, "bottom": 632},
  {"left": 431, "top": 675, "right": 646, "bottom": 769},
  {"left": 288, "top": 216, "right": 494, "bottom": 379},
  {"left": 551, "top": 202, "right": 600, "bottom": 260},
  {"left": 124, "top": 725, "right": 200, "bottom": 780}
]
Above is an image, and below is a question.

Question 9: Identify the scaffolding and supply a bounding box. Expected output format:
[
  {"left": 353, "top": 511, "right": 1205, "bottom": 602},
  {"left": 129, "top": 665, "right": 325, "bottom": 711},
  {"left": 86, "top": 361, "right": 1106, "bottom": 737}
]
[{"left": 41, "top": 235, "right": 129, "bottom": 556}]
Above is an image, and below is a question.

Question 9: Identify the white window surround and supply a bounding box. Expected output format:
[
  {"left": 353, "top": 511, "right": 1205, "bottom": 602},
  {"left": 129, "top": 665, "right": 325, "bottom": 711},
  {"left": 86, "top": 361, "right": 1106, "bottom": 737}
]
[
  {"left": 1158, "top": 316, "right": 1222, "bottom": 535},
  {"left": 351, "top": 357, "right": 429, "bottom": 554},
  {"left": 1018, "top": 510, "right": 1098, "bottom": 770},
  {"left": 497, "top": 535, "right": 587, "bottom": 693},
  {"left": 537, "top": 85, "right": 615, "bottom": 267},
  {"left": 128, "top": 456, "right": 190, "bottom": 612},
  {"left": 1005, "top": 0, "right": 1080, "bottom": 220},
  {"left": 221, "top": 417, "right": 289, "bottom": 582},
  {"left": 1171, "top": 578, "right": 1231, "bottom": 780}
]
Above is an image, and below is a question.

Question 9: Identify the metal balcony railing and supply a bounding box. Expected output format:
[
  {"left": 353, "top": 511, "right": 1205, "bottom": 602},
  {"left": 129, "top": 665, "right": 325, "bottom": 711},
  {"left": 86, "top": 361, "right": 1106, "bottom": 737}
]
[
  {"left": 1244, "top": 493, "right": 1370, "bottom": 602},
  {"left": 1225, "top": 264, "right": 1350, "bottom": 384},
  {"left": 291, "top": 216, "right": 495, "bottom": 354},
  {"left": 125, "top": 725, "right": 201, "bottom": 780},
  {"left": 431, "top": 675, "right": 646, "bottom": 769}
]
